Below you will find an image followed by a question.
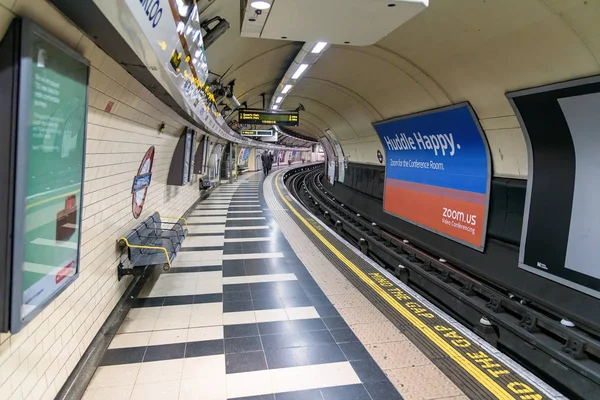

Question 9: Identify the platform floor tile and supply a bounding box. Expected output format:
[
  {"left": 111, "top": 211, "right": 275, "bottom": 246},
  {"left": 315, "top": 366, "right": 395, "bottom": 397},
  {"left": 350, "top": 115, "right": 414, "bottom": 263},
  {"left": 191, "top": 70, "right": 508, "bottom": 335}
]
[{"left": 82, "top": 173, "right": 402, "bottom": 400}]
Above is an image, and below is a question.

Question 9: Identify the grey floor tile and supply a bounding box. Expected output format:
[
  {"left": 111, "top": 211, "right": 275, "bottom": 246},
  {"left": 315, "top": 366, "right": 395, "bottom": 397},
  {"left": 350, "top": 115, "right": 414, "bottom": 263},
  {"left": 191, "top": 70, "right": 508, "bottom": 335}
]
[
  {"left": 320, "top": 384, "right": 371, "bottom": 400},
  {"left": 321, "top": 317, "right": 348, "bottom": 330},
  {"left": 99, "top": 347, "right": 145, "bottom": 366},
  {"left": 143, "top": 343, "right": 185, "bottom": 362},
  {"left": 364, "top": 380, "right": 404, "bottom": 400},
  {"left": 350, "top": 359, "right": 389, "bottom": 383},
  {"left": 225, "top": 323, "right": 260, "bottom": 338},
  {"left": 225, "top": 336, "right": 263, "bottom": 354},
  {"left": 338, "top": 342, "right": 371, "bottom": 361},
  {"left": 275, "top": 389, "right": 323, "bottom": 400},
  {"left": 329, "top": 328, "right": 359, "bottom": 344},
  {"left": 185, "top": 339, "right": 224, "bottom": 358},
  {"left": 225, "top": 350, "right": 268, "bottom": 374}
]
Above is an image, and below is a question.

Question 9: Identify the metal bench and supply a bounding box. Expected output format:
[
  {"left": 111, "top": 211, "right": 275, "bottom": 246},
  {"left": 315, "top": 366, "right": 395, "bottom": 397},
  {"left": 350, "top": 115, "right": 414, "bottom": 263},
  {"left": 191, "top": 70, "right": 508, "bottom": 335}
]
[{"left": 117, "top": 212, "right": 188, "bottom": 280}]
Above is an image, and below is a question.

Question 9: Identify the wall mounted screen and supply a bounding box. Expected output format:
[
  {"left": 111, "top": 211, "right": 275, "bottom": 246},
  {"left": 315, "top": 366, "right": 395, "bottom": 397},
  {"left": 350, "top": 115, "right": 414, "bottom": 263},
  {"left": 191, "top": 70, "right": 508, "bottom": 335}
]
[
  {"left": 239, "top": 110, "right": 299, "bottom": 126},
  {"left": 3, "top": 19, "right": 90, "bottom": 332},
  {"left": 374, "top": 103, "right": 491, "bottom": 251},
  {"left": 508, "top": 76, "right": 600, "bottom": 299}
]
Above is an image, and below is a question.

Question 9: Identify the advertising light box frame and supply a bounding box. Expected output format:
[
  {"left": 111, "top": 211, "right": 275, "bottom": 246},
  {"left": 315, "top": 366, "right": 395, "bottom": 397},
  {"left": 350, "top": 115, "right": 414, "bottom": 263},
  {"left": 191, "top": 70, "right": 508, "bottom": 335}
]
[
  {"left": 507, "top": 75, "right": 600, "bottom": 299},
  {"left": 7, "top": 19, "right": 90, "bottom": 333},
  {"left": 373, "top": 103, "right": 492, "bottom": 252}
]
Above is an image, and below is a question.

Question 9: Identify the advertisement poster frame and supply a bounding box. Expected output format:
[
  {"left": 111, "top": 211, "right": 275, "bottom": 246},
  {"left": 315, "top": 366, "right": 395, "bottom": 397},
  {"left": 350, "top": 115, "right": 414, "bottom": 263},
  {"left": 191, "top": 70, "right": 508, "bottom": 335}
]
[
  {"left": 373, "top": 102, "right": 491, "bottom": 251},
  {"left": 9, "top": 19, "right": 90, "bottom": 332},
  {"left": 507, "top": 75, "right": 600, "bottom": 299}
]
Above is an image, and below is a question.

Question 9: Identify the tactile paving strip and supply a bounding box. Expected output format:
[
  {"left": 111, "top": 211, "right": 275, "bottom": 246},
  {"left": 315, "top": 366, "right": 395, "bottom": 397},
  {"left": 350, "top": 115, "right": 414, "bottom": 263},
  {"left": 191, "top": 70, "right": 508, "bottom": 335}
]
[{"left": 265, "top": 169, "right": 562, "bottom": 400}]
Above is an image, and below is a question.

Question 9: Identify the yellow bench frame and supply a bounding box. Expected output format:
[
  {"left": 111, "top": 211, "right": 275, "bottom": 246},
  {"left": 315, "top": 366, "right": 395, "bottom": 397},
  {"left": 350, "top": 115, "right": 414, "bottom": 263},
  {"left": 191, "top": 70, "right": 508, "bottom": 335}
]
[
  {"left": 117, "top": 237, "right": 172, "bottom": 271},
  {"left": 117, "top": 213, "right": 188, "bottom": 272}
]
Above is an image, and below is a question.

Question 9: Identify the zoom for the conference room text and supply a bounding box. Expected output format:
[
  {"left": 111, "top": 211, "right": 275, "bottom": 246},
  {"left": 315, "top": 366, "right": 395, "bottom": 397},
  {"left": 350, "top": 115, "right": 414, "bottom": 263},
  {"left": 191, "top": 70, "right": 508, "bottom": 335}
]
[{"left": 389, "top": 159, "right": 444, "bottom": 170}]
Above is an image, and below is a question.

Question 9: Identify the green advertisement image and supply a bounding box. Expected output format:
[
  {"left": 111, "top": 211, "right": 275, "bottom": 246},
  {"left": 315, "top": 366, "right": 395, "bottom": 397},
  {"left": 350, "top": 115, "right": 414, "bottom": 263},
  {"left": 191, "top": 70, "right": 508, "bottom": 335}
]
[{"left": 19, "top": 31, "right": 88, "bottom": 321}]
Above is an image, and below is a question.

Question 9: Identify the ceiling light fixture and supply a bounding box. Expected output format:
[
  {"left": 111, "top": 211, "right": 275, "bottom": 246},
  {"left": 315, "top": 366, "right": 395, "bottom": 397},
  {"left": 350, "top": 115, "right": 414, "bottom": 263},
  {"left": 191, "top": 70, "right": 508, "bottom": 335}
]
[
  {"left": 276, "top": 96, "right": 283, "bottom": 104},
  {"left": 272, "top": 105, "right": 279, "bottom": 110},
  {"left": 282, "top": 84, "right": 293, "bottom": 94},
  {"left": 311, "top": 42, "right": 328, "bottom": 54},
  {"left": 251, "top": 1, "right": 271, "bottom": 10},
  {"left": 292, "top": 64, "right": 309, "bottom": 80}
]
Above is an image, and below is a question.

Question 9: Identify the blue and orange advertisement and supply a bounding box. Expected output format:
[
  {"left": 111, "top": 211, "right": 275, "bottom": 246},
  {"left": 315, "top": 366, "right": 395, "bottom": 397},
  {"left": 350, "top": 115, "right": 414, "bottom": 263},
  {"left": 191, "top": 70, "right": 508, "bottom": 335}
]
[{"left": 374, "top": 103, "right": 491, "bottom": 250}]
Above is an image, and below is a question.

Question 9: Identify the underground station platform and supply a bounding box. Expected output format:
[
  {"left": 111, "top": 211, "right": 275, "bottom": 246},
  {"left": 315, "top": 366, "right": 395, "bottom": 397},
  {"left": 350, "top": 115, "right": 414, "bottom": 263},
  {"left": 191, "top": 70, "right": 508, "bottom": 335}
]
[{"left": 74, "top": 167, "right": 564, "bottom": 400}]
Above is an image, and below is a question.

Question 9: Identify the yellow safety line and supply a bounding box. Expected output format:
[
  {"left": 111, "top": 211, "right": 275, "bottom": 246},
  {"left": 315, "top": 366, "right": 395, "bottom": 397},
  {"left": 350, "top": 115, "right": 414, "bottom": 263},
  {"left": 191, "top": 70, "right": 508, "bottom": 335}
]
[
  {"left": 274, "top": 171, "right": 516, "bottom": 400},
  {"left": 26, "top": 189, "right": 81, "bottom": 210},
  {"left": 118, "top": 237, "right": 172, "bottom": 270},
  {"left": 157, "top": 213, "right": 189, "bottom": 231}
]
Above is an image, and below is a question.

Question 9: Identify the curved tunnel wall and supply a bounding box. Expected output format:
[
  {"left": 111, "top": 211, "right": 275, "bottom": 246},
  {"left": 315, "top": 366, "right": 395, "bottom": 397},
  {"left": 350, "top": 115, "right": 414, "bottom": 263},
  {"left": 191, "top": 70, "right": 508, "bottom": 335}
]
[{"left": 275, "top": 0, "right": 600, "bottom": 179}]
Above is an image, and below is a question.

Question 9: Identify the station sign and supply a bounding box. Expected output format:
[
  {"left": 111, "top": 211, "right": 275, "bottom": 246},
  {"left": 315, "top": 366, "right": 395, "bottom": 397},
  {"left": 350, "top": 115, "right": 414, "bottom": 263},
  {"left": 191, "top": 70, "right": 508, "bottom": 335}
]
[{"left": 239, "top": 110, "right": 300, "bottom": 126}]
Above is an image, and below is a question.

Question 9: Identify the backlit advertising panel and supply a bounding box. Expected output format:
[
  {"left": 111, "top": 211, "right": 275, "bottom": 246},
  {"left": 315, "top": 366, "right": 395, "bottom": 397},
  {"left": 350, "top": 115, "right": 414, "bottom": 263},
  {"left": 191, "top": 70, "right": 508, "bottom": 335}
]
[
  {"left": 6, "top": 20, "right": 89, "bottom": 332},
  {"left": 508, "top": 75, "right": 600, "bottom": 299},
  {"left": 374, "top": 103, "right": 491, "bottom": 251}
]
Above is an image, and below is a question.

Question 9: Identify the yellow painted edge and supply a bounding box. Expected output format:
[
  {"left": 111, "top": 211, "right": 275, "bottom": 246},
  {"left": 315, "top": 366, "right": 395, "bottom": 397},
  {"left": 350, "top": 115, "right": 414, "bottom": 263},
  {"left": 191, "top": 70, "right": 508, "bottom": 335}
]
[{"left": 274, "top": 171, "right": 516, "bottom": 400}]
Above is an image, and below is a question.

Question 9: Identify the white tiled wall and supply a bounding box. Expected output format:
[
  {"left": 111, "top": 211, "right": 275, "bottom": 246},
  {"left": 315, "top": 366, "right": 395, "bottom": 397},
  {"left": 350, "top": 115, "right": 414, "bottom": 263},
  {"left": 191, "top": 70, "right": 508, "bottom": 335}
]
[{"left": 0, "top": 1, "right": 205, "bottom": 399}]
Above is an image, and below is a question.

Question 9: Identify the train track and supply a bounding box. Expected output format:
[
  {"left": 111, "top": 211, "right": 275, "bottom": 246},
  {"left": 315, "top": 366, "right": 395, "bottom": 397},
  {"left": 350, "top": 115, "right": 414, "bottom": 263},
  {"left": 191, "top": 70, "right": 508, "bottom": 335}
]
[{"left": 284, "top": 164, "right": 600, "bottom": 400}]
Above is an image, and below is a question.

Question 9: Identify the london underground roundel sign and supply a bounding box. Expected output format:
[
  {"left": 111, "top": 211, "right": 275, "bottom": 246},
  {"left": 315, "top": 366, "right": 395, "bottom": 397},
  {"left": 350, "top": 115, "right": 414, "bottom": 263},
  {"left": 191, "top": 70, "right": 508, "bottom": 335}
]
[
  {"left": 377, "top": 149, "right": 384, "bottom": 164},
  {"left": 132, "top": 146, "right": 155, "bottom": 218}
]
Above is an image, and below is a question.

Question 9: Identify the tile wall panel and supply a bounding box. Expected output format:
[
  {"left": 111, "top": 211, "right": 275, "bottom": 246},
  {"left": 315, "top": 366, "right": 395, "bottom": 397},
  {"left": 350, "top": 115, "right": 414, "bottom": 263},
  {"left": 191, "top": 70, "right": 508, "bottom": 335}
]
[{"left": 0, "top": 1, "right": 205, "bottom": 399}]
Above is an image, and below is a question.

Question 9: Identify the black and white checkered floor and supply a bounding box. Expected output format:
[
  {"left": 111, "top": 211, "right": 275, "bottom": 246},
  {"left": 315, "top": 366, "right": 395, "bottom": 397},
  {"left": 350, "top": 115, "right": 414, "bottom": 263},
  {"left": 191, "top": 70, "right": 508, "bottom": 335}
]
[{"left": 82, "top": 174, "right": 402, "bottom": 400}]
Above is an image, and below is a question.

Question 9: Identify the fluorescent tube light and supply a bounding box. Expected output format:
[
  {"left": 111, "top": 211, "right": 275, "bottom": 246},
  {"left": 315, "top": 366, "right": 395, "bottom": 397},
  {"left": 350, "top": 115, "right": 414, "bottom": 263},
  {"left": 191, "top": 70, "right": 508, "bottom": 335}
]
[
  {"left": 292, "top": 64, "right": 309, "bottom": 80},
  {"left": 311, "top": 42, "right": 328, "bottom": 54},
  {"left": 282, "top": 84, "right": 293, "bottom": 94}
]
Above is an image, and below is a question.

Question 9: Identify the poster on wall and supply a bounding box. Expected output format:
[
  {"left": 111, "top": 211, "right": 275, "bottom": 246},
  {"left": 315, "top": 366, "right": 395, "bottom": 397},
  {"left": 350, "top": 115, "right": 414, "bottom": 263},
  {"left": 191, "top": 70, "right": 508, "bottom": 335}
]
[
  {"left": 238, "top": 147, "right": 251, "bottom": 168},
  {"left": 194, "top": 135, "right": 206, "bottom": 174},
  {"left": 6, "top": 20, "right": 90, "bottom": 332},
  {"left": 508, "top": 76, "right": 600, "bottom": 298},
  {"left": 132, "top": 147, "right": 155, "bottom": 219},
  {"left": 319, "top": 138, "right": 336, "bottom": 185},
  {"left": 188, "top": 129, "right": 196, "bottom": 181},
  {"left": 182, "top": 128, "right": 193, "bottom": 184},
  {"left": 332, "top": 138, "right": 345, "bottom": 183},
  {"left": 374, "top": 103, "right": 491, "bottom": 251}
]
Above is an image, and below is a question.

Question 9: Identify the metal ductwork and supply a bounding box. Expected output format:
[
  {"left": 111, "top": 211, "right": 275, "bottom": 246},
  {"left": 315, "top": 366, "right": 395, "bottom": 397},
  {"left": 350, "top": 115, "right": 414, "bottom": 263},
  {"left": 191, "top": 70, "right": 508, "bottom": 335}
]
[{"left": 201, "top": 16, "right": 230, "bottom": 49}]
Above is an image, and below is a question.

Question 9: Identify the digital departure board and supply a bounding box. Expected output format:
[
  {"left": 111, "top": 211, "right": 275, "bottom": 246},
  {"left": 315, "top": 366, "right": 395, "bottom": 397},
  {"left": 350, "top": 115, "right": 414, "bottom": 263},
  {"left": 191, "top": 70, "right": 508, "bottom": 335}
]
[{"left": 239, "top": 110, "right": 300, "bottom": 127}]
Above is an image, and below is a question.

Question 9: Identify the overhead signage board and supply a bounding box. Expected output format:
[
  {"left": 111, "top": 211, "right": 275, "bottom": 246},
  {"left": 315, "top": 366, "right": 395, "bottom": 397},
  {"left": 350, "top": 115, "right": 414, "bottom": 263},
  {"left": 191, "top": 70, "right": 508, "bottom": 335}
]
[
  {"left": 241, "top": 129, "right": 274, "bottom": 137},
  {"left": 508, "top": 76, "right": 600, "bottom": 299},
  {"left": 239, "top": 110, "right": 300, "bottom": 126},
  {"left": 374, "top": 103, "right": 491, "bottom": 251},
  {"left": 4, "top": 20, "right": 90, "bottom": 332},
  {"left": 92, "top": 0, "right": 245, "bottom": 144}
]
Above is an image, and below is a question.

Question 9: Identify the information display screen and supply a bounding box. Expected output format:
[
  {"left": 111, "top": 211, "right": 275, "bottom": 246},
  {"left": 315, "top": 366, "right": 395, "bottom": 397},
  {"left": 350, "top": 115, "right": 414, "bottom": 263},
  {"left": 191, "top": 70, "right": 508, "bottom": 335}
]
[
  {"left": 11, "top": 20, "right": 89, "bottom": 331},
  {"left": 239, "top": 110, "right": 299, "bottom": 126}
]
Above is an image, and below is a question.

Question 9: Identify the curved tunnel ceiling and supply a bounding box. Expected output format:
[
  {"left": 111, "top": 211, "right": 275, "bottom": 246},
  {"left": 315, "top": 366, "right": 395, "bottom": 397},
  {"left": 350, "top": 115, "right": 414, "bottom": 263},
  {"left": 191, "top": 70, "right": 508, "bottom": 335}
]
[{"left": 203, "top": 0, "right": 600, "bottom": 178}]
